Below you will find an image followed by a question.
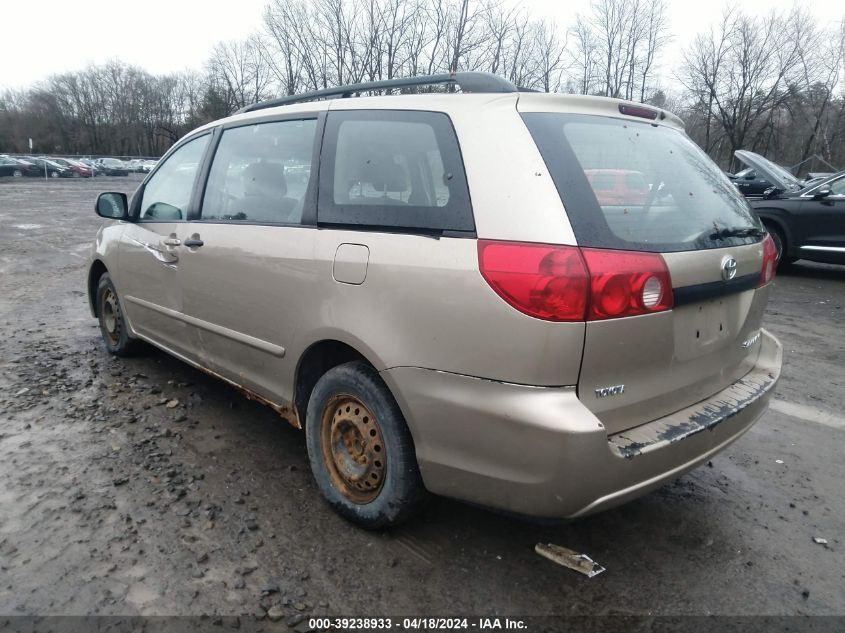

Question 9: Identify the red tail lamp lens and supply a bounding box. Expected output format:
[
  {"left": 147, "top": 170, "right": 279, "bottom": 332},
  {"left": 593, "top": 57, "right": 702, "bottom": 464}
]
[
  {"left": 760, "top": 234, "right": 777, "bottom": 286},
  {"left": 478, "top": 241, "right": 674, "bottom": 322},
  {"left": 581, "top": 248, "right": 673, "bottom": 320},
  {"left": 477, "top": 241, "right": 588, "bottom": 321}
]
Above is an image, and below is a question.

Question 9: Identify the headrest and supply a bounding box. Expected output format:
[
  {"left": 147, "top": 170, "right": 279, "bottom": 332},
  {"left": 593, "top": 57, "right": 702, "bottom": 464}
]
[{"left": 358, "top": 159, "right": 407, "bottom": 193}]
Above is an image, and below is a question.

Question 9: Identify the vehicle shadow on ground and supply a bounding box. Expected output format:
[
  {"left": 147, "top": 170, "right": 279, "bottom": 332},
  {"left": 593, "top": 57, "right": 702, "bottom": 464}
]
[{"left": 778, "top": 261, "right": 845, "bottom": 281}]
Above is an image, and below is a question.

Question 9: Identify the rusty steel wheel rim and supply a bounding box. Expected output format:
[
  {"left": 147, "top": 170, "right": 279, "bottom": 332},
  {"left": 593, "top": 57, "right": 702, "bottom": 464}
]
[
  {"left": 100, "top": 288, "right": 121, "bottom": 345},
  {"left": 320, "top": 394, "right": 386, "bottom": 504}
]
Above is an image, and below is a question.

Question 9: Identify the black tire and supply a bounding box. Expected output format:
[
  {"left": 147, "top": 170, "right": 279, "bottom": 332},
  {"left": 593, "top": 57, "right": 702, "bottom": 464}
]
[
  {"left": 305, "top": 361, "right": 427, "bottom": 529},
  {"left": 12, "top": 169, "right": 22, "bottom": 178},
  {"left": 96, "top": 273, "right": 143, "bottom": 356},
  {"left": 766, "top": 225, "right": 796, "bottom": 266},
  {"left": 50, "top": 171, "right": 59, "bottom": 178}
]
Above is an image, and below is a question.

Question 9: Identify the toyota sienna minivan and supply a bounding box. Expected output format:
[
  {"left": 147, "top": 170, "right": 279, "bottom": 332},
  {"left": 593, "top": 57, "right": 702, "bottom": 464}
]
[{"left": 88, "top": 72, "right": 782, "bottom": 528}]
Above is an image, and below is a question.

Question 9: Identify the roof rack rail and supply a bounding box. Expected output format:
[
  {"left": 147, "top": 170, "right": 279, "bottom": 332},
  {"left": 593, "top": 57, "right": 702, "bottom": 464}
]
[{"left": 236, "top": 71, "right": 518, "bottom": 114}]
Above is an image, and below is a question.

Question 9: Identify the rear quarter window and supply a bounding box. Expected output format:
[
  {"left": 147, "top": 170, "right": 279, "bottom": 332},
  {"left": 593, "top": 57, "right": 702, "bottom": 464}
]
[{"left": 318, "top": 110, "right": 474, "bottom": 233}]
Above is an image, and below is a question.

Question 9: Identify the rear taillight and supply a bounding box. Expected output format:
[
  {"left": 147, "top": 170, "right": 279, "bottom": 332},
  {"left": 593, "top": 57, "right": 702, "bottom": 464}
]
[
  {"left": 477, "top": 241, "right": 589, "bottom": 321},
  {"left": 478, "top": 241, "right": 674, "bottom": 322},
  {"left": 760, "top": 234, "right": 777, "bottom": 286},
  {"left": 581, "top": 248, "right": 674, "bottom": 320}
]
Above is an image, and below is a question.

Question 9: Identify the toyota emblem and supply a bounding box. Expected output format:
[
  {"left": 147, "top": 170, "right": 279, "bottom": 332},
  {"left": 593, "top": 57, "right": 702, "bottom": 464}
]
[{"left": 721, "top": 256, "right": 737, "bottom": 281}]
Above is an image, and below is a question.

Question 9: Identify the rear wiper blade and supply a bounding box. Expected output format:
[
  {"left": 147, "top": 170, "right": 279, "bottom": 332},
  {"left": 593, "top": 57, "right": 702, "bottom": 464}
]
[{"left": 709, "top": 226, "right": 766, "bottom": 240}]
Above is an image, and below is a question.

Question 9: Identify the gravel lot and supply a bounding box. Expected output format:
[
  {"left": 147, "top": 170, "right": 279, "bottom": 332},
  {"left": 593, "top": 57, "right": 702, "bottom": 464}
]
[{"left": 0, "top": 176, "right": 843, "bottom": 623}]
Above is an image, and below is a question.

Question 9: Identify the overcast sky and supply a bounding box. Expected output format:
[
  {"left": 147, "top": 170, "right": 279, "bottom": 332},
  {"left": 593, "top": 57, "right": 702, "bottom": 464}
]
[{"left": 0, "top": 0, "right": 840, "bottom": 91}]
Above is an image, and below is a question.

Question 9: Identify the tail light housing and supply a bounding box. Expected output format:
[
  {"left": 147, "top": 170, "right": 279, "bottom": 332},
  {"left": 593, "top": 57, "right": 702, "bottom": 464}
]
[
  {"left": 478, "top": 241, "right": 673, "bottom": 322},
  {"left": 580, "top": 248, "right": 673, "bottom": 320},
  {"left": 760, "top": 234, "right": 777, "bottom": 286},
  {"left": 477, "top": 241, "right": 589, "bottom": 321}
]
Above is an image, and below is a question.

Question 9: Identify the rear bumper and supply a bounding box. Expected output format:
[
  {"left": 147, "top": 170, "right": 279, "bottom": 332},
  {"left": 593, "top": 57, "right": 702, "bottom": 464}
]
[{"left": 381, "top": 329, "right": 781, "bottom": 519}]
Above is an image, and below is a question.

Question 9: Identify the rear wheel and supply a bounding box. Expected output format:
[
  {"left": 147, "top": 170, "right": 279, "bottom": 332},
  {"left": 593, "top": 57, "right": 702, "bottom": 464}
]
[
  {"left": 50, "top": 171, "right": 59, "bottom": 178},
  {"left": 96, "top": 273, "right": 143, "bottom": 356},
  {"left": 12, "top": 169, "right": 22, "bottom": 178},
  {"left": 305, "top": 361, "right": 427, "bottom": 529}
]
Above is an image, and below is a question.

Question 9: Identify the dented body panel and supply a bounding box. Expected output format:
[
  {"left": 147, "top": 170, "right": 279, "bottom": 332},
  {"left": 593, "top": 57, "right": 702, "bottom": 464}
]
[{"left": 383, "top": 330, "right": 780, "bottom": 518}]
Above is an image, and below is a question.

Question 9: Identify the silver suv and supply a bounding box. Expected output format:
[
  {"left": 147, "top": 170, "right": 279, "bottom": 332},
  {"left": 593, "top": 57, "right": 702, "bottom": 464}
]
[{"left": 88, "top": 72, "right": 782, "bottom": 528}]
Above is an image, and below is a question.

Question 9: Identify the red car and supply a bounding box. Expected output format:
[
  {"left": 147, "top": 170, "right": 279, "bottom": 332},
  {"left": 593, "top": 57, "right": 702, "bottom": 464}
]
[
  {"left": 584, "top": 169, "right": 649, "bottom": 205},
  {"left": 50, "top": 158, "right": 93, "bottom": 178}
]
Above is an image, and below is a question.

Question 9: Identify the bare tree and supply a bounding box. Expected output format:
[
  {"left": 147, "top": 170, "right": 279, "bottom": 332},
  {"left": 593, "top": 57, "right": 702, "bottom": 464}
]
[{"left": 207, "top": 36, "right": 274, "bottom": 112}]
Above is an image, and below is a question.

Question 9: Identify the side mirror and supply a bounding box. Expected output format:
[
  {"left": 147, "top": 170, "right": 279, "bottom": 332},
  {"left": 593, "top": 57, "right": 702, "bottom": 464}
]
[
  {"left": 813, "top": 187, "right": 832, "bottom": 200},
  {"left": 744, "top": 172, "right": 756, "bottom": 180},
  {"left": 96, "top": 192, "right": 128, "bottom": 219}
]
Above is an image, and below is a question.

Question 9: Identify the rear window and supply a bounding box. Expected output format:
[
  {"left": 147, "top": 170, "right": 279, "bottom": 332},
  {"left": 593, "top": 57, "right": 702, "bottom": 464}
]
[{"left": 522, "top": 113, "right": 763, "bottom": 252}]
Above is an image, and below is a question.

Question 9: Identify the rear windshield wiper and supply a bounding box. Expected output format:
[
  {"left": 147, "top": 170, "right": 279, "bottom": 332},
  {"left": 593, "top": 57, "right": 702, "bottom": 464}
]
[{"left": 709, "top": 226, "right": 766, "bottom": 240}]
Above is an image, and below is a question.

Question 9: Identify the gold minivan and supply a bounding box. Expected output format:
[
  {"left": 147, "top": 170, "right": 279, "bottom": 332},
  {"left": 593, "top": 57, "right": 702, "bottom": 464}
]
[{"left": 88, "top": 72, "right": 782, "bottom": 528}]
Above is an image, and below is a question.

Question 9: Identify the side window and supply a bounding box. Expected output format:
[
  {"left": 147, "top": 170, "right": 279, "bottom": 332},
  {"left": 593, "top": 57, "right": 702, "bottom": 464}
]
[
  {"left": 139, "top": 134, "right": 209, "bottom": 221},
  {"left": 829, "top": 177, "right": 845, "bottom": 196},
  {"left": 201, "top": 119, "right": 317, "bottom": 224},
  {"left": 318, "top": 110, "right": 473, "bottom": 232}
]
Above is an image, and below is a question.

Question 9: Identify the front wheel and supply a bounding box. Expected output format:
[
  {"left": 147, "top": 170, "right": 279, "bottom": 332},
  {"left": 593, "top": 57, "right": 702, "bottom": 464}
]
[
  {"left": 12, "top": 169, "right": 22, "bottom": 178},
  {"left": 50, "top": 171, "right": 59, "bottom": 178},
  {"left": 766, "top": 225, "right": 796, "bottom": 266},
  {"left": 305, "top": 361, "right": 427, "bottom": 529}
]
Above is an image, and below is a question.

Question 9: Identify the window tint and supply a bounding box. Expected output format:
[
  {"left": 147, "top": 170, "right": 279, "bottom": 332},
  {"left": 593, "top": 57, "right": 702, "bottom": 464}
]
[
  {"left": 140, "top": 134, "right": 209, "bottom": 221},
  {"left": 589, "top": 173, "right": 614, "bottom": 191},
  {"left": 829, "top": 177, "right": 845, "bottom": 196},
  {"left": 522, "top": 113, "right": 763, "bottom": 252},
  {"left": 319, "top": 110, "right": 473, "bottom": 232},
  {"left": 201, "top": 119, "right": 317, "bottom": 224}
]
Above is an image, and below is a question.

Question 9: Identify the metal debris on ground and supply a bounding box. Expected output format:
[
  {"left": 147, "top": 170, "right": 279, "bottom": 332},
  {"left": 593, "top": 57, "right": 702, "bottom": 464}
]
[
  {"left": 812, "top": 537, "right": 828, "bottom": 545},
  {"left": 535, "top": 543, "right": 606, "bottom": 578}
]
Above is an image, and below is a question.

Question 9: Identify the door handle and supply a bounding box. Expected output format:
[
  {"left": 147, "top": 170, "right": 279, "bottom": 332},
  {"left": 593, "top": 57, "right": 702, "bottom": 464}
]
[
  {"left": 183, "top": 238, "right": 204, "bottom": 248},
  {"left": 163, "top": 237, "right": 181, "bottom": 247}
]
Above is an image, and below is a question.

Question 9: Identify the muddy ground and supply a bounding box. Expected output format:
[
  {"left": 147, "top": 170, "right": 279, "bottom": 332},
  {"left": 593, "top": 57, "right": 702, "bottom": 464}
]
[{"left": 0, "top": 176, "right": 843, "bottom": 623}]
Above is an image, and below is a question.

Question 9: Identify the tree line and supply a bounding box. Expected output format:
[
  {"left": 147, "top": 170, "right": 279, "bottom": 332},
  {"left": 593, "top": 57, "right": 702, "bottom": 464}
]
[{"left": 1, "top": 0, "right": 843, "bottom": 174}]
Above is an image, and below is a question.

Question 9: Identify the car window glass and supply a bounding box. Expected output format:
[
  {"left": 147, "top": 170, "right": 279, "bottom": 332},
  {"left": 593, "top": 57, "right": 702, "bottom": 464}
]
[
  {"left": 333, "top": 120, "right": 447, "bottom": 207},
  {"left": 139, "top": 135, "right": 209, "bottom": 221},
  {"left": 829, "top": 177, "right": 845, "bottom": 196},
  {"left": 588, "top": 173, "right": 614, "bottom": 191},
  {"left": 522, "top": 113, "right": 763, "bottom": 252},
  {"left": 319, "top": 111, "right": 473, "bottom": 232},
  {"left": 201, "top": 119, "right": 317, "bottom": 224}
]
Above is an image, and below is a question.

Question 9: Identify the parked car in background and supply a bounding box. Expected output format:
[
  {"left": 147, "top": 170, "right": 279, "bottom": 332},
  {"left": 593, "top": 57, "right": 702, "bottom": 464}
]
[
  {"left": 805, "top": 172, "right": 833, "bottom": 182},
  {"left": 728, "top": 167, "right": 775, "bottom": 197},
  {"left": 88, "top": 72, "right": 781, "bottom": 528},
  {"left": 126, "top": 159, "right": 146, "bottom": 173},
  {"left": 584, "top": 168, "right": 649, "bottom": 205},
  {"left": 140, "top": 159, "right": 157, "bottom": 173},
  {"left": 738, "top": 150, "right": 845, "bottom": 266},
  {"left": 17, "top": 156, "right": 72, "bottom": 178},
  {"left": 0, "top": 156, "right": 42, "bottom": 177},
  {"left": 50, "top": 157, "right": 92, "bottom": 178},
  {"left": 802, "top": 172, "right": 834, "bottom": 189},
  {"left": 95, "top": 158, "right": 130, "bottom": 176},
  {"left": 78, "top": 158, "right": 106, "bottom": 176}
]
